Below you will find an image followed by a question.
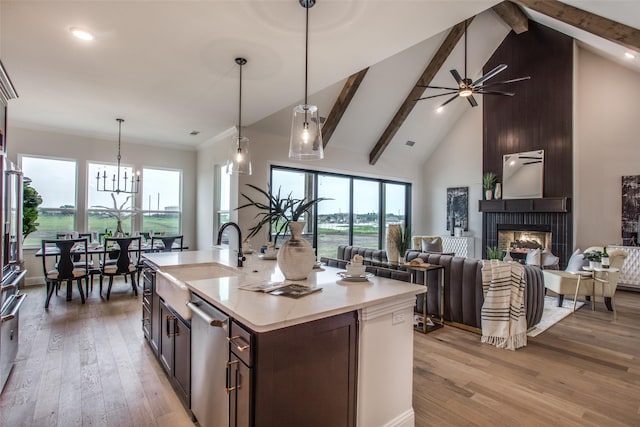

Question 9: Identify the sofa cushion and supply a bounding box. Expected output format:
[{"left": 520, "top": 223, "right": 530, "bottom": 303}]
[
  {"left": 525, "top": 248, "right": 541, "bottom": 266},
  {"left": 565, "top": 249, "right": 585, "bottom": 272},
  {"left": 540, "top": 248, "right": 559, "bottom": 268},
  {"left": 421, "top": 237, "right": 442, "bottom": 253}
]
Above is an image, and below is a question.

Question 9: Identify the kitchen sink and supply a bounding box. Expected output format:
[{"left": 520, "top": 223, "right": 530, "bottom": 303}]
[{"left": 156, "top": 263, "right": 239, "bottom": 320}]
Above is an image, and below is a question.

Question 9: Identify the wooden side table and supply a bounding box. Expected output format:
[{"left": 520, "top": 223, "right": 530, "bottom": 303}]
[{"left": 404, "top": 263, "right": 444, "bottom": 333}]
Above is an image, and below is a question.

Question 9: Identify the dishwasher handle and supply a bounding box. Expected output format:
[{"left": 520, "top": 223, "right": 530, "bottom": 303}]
[{"left": 187, "top": 301, "right": 227, "bottom": 327}]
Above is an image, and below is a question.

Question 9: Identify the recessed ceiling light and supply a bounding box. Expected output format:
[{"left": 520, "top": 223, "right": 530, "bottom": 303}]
[
  {"left": 436, "top": 106, "right": 444, "bottom": 113},
  {"left": 70, "top": 27, "right": 94, "bottom": 41},
  {"left": 624, "top": 52, "right": 636, "bottom": 60}
]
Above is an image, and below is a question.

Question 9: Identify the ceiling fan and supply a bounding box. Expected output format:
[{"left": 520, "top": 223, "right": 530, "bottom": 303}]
[{"left": 417, "top": 19, "right": 530, "bottom": 110}]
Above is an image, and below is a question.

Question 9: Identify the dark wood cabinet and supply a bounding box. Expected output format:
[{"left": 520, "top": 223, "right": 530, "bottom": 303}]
[
  {"left": 227, "top": 311, "right": 358, "bottom": 427},
  {"left": 143, "top": 265, "right": 191, "bottom": 410},
  {"left": 158, "top": 299, "right": 191, "bottom": 408}
]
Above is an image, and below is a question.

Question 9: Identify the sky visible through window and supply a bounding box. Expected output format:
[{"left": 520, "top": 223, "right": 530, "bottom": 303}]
[{"left": 21, "top": 156, "right": 76, "bottom": 208}]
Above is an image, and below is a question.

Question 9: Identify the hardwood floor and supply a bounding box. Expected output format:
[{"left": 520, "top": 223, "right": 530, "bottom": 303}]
[
  {"left": 0, "top": 281, "right": 193, "bottom": 427},
  {"left": 414, "top": 290, "right": 640, "bottom": 426},
  {"left": 2, "top": 283, "right": 639, "bottom": 426}
]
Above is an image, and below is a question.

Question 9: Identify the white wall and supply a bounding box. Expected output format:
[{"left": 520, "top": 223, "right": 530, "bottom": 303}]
[
  {"left": 420, "top": 103, "right": 483, "bottom": 258},
  {"left": 574, "top": 47, "right": 640, "bottom": 249},
  {"left": 10, "top": 126, "right": 197, "bottom": 281}
]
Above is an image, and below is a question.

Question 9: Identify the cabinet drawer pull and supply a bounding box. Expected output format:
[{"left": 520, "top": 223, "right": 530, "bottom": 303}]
[
  {"left": 225, "top": 386, "right": 236, "bottom": 394},
  {"left": 227, "top": 335, "right": 250, "bottom": 352},
  {"left": 226, "top": 360, "right": 238, "bottom": 367}
]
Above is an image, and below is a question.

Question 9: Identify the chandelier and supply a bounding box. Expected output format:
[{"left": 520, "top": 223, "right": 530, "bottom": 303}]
[{"left": 96, "top": 118, "right": 140, "bottom": 194}]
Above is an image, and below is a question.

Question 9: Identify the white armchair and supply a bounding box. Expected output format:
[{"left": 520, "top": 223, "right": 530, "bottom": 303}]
[{"left": 543, "top": 246, "right": 627, "bottom": 318}]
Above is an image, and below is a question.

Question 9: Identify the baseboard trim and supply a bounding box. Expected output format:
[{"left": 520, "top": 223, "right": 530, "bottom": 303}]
[{"left": 383, "top": 408, "right": 414, "bottom": 427}]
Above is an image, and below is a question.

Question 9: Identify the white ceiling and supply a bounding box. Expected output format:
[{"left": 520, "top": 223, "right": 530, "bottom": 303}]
[{"left": 1, "top": 0, "right": 639, "bottom": 159}]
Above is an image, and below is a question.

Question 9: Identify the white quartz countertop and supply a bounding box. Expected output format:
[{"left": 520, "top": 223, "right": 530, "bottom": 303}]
[{"left": 144, "top": 249, "right": 426, "bottom": 333}]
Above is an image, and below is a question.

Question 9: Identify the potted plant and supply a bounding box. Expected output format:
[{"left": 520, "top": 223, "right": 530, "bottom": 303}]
[
  {"left": 237, "top": 183, "right": 329, "bottom": 280},
  {"left": 22, "top": 177, "right": 43, "bottom": 241},
  {"left": 483, "top": 172, "right": 497, "bottom": 200},
  {"left": 486, "top": 246, "right": 503, "bottom": 260},
  {"left": 583, "top": 250, "right": 603, "bottom": 269},
  {"left": 391, "top": 224, "right": 411, "bottom": 263}
]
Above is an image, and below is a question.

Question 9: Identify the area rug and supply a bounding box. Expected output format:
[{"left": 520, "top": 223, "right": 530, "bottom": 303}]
[{"left": 527, "top": 296, "right": 584, "bottom": 337}]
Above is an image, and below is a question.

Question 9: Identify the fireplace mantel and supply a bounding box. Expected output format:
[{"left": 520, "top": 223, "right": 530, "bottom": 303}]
[{"left": 479, "top": 197, "right": 570, "bottom": 213}]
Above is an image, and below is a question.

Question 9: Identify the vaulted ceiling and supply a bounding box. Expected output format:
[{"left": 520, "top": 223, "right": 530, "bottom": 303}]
[{"left": 1, "top": 1, "right": 639, "bottom": 166}]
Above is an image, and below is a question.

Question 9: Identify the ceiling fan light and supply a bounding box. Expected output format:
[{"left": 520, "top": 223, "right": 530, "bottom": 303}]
[
  {"left": 459, "top": 88, "right": 473, "bottom": 97},
  {"left": 436, "top": 106, "right": 445, "bottom": 113},
  {"left": 70, "top": 27, "right": 94, "bottom": 41}
]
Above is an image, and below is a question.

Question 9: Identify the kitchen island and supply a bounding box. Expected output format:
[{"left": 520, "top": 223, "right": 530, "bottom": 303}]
[{"left": 143, "top": 249, "right": 425, "bottom": 427}]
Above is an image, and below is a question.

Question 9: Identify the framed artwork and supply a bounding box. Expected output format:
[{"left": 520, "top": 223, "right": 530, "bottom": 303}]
[
  {"left": 446, "top": 187, "right": 468, "bottom": 231},
  {"left": 622, "top": 175, "right": 640, "bottom": 246}
]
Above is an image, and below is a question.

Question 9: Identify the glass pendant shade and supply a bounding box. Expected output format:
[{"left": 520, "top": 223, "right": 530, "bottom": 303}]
[
  {"left": 289, "top": 104, "right": 323, "bottom": 160},
  {"left": 226, "top": 135, "right": 252, "bottom": 175}
]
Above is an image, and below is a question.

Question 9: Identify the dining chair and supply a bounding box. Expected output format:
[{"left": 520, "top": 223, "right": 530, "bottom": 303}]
[
  {"left": 150, "top": 235, "right": 184, "bottom": 253},
  {"left": 100, "top": 236, "right": 142, "bottom": 300},
  {"left": 41, "top": 238, "right": 89, "bottom": 308}
]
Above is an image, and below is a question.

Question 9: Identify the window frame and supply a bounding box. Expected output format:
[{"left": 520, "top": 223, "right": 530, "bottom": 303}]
[
  {"left": 270, "top": 165, "right": 411, "bottom": 254},
  {"left": 19, "top": 154, "right": 79, "bottom": 248},
  {"left": 140, "top": 165, "right": 183, "bottom": 235}
]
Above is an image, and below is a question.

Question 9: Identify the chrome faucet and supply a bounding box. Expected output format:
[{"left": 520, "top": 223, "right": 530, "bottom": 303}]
[{"left": 217, "top": 222, "right": 246, "bottom": 267}]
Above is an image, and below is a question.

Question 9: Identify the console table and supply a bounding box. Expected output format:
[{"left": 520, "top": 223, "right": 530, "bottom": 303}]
[
  {"left": 608, "top": 245, "right": 640, "bottom": 291},
  {"left": 441, "top": 236, "right": 475, "bottom": 258}
]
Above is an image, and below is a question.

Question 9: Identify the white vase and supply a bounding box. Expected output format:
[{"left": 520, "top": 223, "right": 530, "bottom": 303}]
[
  {"left": 386, "top": 224, "right": 401, "bottom": 263},
  {"left": 485, "top": 190, "right": 493, "bottom": 200},
  {"left": 503, "top": 249, "right": 513, "bottom": 262},
  {"left": 276, "top": 221, "right": 316, "bottom": 280},
  {"left": 494, "top": 183, "right": 502, "bottom": 200},
  {"left": 589, "top": 261, "right": 601, "bottom": 269}
]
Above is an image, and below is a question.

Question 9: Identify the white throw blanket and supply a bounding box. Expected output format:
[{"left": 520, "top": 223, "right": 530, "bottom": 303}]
[{"left": 480, "top": 260, "right": 527, "bottom": 350}]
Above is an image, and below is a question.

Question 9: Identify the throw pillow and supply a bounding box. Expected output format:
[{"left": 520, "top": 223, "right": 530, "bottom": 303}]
[
  {"left": 540, "top": 248, "right": 559, "bottom": 268},
  {"left": 421, "top": 237, "right": 442, "bottom": 253},
  {"left": 565, "top": 249, "right": 585, "bottom": 272},
  {"left": 525, "top": 248, "right": 541, "bottom": 266}
]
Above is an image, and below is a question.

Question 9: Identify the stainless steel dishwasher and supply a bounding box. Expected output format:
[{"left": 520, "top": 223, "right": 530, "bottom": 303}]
[{"left": 187, "top": 293, "right": 229, "bottom": 427}]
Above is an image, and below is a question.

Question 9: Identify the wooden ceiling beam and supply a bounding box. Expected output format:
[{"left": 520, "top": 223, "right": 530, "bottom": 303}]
[
  {"left": 492, "top": 1, "right": 529, "bottom": 34},
  {"left": 322, "top": 67, "right": 369, "bottom": 147},
  {"left": 369, "top": 18, "right": 472, "bottom": 165},
  {"left": 514, "top": 0, "right": 640, "bottom": 52}
]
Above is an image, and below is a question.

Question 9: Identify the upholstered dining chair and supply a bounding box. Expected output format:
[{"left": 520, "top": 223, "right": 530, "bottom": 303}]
[
  {"left": 543, "top": 246, "right": 627, "bottom": 318},
  {"left": 41, "top": 238, "right": 89, "bottom": 308},
  {"left": 100, "top": 236, "right": 142, "bottom": 300}
]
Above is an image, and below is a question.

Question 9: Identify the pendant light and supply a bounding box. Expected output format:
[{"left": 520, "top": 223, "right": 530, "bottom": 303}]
[
  {"left": 226, "top": 57, "right": 252, "bottom": 175},
  {"left": 96, "top": 118, "right": 140, "bottom": 194},
  {"left": 289, "top": 0, "right": 323, "bottom": 160}
]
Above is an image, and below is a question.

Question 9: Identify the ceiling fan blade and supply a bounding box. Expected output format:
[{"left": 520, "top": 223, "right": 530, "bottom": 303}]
[
  {"left": 450, "top": 69, "right": 463, "bottom": 84},
  {"left": 472, "top": 64, "right": 507, "bottom": 86},
  {"left": 416, "top": 85, "right": 459, "bottom": 91},
  {"left": 475, "top": 90, "right": 515, "bottom": 96},
  {"left": 467, "top": 95, "right": 478, "bottom": 107},
  {"left": 439, "top": 94, "right": 460, "bottom": 108},
  {"left": 479, "top": 76, "right": 531, "bottom": 88},
  {"left": 416, "top": 91, "right": 459, "bottom": 101}
]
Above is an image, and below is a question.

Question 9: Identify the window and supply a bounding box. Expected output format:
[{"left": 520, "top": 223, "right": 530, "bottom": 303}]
[
  {"left": 87, "top": 162, "right": 135, "bottom": 235},
  {"left": 353, "top": 180, "right": 380, "bottom": 249},
  {"left": 270, "top": 166, "right": 411, "bottom": 260},
  {"left": 317, "top": 175, "right": 350, "bottom": 259},
  {"left": 20, "top": 156, "right": 77, "bottom": 247},
  {"left": 141, "top": 167, "right": 182, "bottom": 235},
  {"left": 215, "top": 165, "right": 230, "bottom": 243}
]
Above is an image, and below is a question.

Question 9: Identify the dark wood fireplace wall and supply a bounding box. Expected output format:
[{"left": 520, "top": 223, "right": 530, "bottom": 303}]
[{"left": 481, "top": 22, "right": 574, "bottom": 265}]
